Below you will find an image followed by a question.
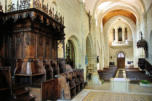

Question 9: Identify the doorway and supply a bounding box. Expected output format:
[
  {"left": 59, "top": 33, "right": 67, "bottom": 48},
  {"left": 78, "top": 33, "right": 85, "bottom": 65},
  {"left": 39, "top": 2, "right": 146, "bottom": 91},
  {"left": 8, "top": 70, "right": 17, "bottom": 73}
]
[
  {"left": 117, "top": 52, "right": 125, "bottom": 68},
  {"left": 66, "top": 40, "right": 75, "bottom": 68}
]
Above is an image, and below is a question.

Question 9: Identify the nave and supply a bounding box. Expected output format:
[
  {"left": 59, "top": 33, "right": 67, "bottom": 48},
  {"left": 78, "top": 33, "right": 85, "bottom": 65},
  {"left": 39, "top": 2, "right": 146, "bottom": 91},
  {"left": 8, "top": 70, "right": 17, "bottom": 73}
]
[
  {"left": 72, "top": 67, "right": 152, "bottom": 101},
  {"left": 12, "top": 66, "right": 152, "bottom": 101},
  {"left": 0, "top": 0, "right": 152, "bottom": 101}
]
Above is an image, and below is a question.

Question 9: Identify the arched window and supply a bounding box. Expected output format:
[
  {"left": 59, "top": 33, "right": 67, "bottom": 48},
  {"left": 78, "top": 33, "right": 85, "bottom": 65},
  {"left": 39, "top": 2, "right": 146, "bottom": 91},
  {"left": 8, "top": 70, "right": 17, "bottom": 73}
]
[
  {"left": 125, "top": 28, "right": 128, "bottom": 40},
  {"left": 118, "top": 27, "right": 122, "bottom": 41},
  {"left": 113, "top": 29, "right": 115, "bottom": 41}
]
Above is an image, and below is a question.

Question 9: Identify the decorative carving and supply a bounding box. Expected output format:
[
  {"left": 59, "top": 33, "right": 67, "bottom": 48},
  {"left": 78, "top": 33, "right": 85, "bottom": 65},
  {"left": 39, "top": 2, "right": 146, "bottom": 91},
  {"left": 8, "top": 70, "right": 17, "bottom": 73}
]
[
  {"left": 6, "top": 0, "right": 64, "bottom": 25},
  {"left": 48, "top": 7, "right": 64, "bottom": 24},
  {"left": 52, "top": 8, "right": 55, "bottom": 18},
  {"left": 49, "top": 8, "right": 53, "bottom": 17},
  {"left": 19, "top": 0, "right": 30, "bottom": 10},
  {"left": 16, "top": 34, "right": 22, "bottom": 46},
  {"left": 39, "top": 36, "right": 43, "bottom": 45},
  {"left": 25, "top": 34, "right": 30, "bottom": 46},
  {"left": 8, "top": 2, "right": 15, "bottom": 12},
  {"left": 42, "top": 4, "right": 48, "bottom": 13},
  {"left": 25, "top": 34, "right": 34, "bottom": 46},
  {"left": 33, "top": 0, "right": 41, "bottom": 9},
  {"left": 55, "top": 12, "right": 58, "bottom": 21}
]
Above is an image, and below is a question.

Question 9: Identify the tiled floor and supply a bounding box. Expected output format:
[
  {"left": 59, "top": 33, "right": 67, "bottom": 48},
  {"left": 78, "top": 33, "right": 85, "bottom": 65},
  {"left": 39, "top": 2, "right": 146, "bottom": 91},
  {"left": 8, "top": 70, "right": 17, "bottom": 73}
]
[
  {"left": 73, "top": 72, "right": 152, "bottom": 101},
  {"left": 80, "top": 89, "right": 152, "bottom": 101}
]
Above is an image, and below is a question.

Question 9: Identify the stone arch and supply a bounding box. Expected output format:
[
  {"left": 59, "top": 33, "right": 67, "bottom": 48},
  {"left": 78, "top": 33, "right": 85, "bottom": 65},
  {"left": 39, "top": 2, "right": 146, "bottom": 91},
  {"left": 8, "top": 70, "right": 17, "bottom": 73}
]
[
  {"left": 117, "top": 51, "right": 126, "bottom": 68},
  {"left": 102, "top": 16, "right": 135, "bottom": 67},
  {"left": 116, "top": 51, "right": 126, "bottom": 58},
  {"left": 104, "top": 16, "right": 136, "bottom": 36},
  {"left": 104, "top": 16, "right": 136, "bottom": 46},
  {"left": 66, "top": 35, "right": 81, "bottom": 68}
]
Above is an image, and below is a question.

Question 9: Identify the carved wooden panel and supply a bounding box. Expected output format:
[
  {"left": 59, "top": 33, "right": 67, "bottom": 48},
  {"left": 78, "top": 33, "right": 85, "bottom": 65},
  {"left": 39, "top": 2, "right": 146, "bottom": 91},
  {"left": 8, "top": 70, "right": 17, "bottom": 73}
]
[
  {"left": 0, "top": 38, "right": 5, "bottom": 58},
  {"left": 45, "top": 37, "right": 51, "bottom": 59},
  {"left": 41, "top": 79, "right": 60, "bottom": 101},
  {"left": 51, "top": 40, "right": 57, "bottom": 59},
  {"left": 37, "top": 35, "right": 44, "bottom": 59},
  {"left": 0, "top": 68, "right": 12, "bottom": 89},
  {"left": 10, "top": 36, "right": 16, "bottom": 58},
  {"left": 16, "top": 33, "right": 24, "bottom": 59},
  {"left": 24, "top": 32, "right": 36, "bottom": 59}
]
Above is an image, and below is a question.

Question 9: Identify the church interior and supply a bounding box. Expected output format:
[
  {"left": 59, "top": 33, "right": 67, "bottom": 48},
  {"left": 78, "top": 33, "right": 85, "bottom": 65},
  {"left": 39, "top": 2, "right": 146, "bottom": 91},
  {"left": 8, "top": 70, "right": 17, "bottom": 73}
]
[{"left": 0, "top": 0, "right": 152, "bottom": 101}]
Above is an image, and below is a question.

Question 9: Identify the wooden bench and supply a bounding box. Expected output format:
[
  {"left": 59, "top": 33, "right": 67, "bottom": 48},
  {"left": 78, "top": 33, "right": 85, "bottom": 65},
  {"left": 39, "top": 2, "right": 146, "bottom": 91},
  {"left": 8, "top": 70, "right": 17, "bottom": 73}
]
[
  {"left": 41, "top": 69, "right": 84, "bottom": 100},
  {"left": 0, "top": 67, "right": 35, "bottom": 101}
]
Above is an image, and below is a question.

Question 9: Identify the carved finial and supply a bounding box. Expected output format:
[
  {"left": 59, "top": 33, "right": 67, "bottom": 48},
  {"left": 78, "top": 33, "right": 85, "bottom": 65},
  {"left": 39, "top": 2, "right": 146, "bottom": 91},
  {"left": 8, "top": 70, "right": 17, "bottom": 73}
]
[
  {"left": 49, "top": 7, "right": 52, "bottom": 17},
  {"left": 33, "top": 0, "right": 41, "bottom": 9},
  {"left": 19, "top": 0, "right": 30, "bottom": 10},
  {"left": 8, "top": 2, "right": 15, "bottom": 12},
  {"left": 52, "top": 8, "right": 54, "bottom": 18},
  {"left": 0, "top": 2, "right": 3, "bottom": 12}
]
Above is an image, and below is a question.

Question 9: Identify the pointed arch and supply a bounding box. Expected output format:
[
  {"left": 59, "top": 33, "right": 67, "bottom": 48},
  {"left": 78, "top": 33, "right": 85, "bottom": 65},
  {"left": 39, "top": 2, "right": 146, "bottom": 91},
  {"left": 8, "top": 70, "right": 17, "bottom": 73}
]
[{"left": 66, "top": 35, "right": 81, "bottom": 68}]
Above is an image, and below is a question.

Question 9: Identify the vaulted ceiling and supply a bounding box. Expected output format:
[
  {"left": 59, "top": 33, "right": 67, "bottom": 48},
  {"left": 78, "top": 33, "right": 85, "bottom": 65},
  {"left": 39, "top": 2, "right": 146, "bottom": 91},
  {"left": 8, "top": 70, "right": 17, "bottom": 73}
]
[
  {"left": 83, "top": 0, "right": 152, "bottom": 13},
  {"left": 82, "top": 0, "right": 152, "bottom": 26},
  {"left": 102, "top": 9, "right": 136, "bottom": 25}
]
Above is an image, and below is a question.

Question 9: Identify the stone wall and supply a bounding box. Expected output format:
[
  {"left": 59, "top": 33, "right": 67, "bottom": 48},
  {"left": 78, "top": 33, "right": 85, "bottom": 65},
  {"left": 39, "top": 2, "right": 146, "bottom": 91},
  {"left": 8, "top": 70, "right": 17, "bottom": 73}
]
[{"left": 145, "top": 4, "right": 152, "bottom": 64}]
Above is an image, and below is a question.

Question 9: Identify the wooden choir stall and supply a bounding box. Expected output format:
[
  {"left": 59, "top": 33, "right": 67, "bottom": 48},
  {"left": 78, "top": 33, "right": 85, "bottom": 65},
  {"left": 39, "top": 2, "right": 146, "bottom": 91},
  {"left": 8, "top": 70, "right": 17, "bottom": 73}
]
[{"left": 0, "top": 1, "right": 85, "bottom": 101}]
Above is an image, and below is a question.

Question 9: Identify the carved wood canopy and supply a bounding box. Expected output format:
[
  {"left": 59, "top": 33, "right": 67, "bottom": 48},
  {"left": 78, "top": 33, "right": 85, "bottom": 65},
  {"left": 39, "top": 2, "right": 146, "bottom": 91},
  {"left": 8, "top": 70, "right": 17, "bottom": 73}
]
[{"left": 1, "top": 8, "right": 65, "bottom": 40}]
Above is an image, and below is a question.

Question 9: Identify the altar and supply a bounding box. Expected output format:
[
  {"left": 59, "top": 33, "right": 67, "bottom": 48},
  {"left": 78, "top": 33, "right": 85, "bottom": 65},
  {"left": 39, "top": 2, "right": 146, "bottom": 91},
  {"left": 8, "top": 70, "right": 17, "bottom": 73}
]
[{"left": 111, "top": 78, "right": 130, "bottom": 92}]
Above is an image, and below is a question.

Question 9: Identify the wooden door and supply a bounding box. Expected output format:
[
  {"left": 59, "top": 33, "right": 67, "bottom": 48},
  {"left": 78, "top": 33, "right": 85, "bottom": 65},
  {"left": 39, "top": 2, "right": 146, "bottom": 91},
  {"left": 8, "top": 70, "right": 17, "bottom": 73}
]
[{"left": 117, "top": 58, "right": 125, "bottom": 68}]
